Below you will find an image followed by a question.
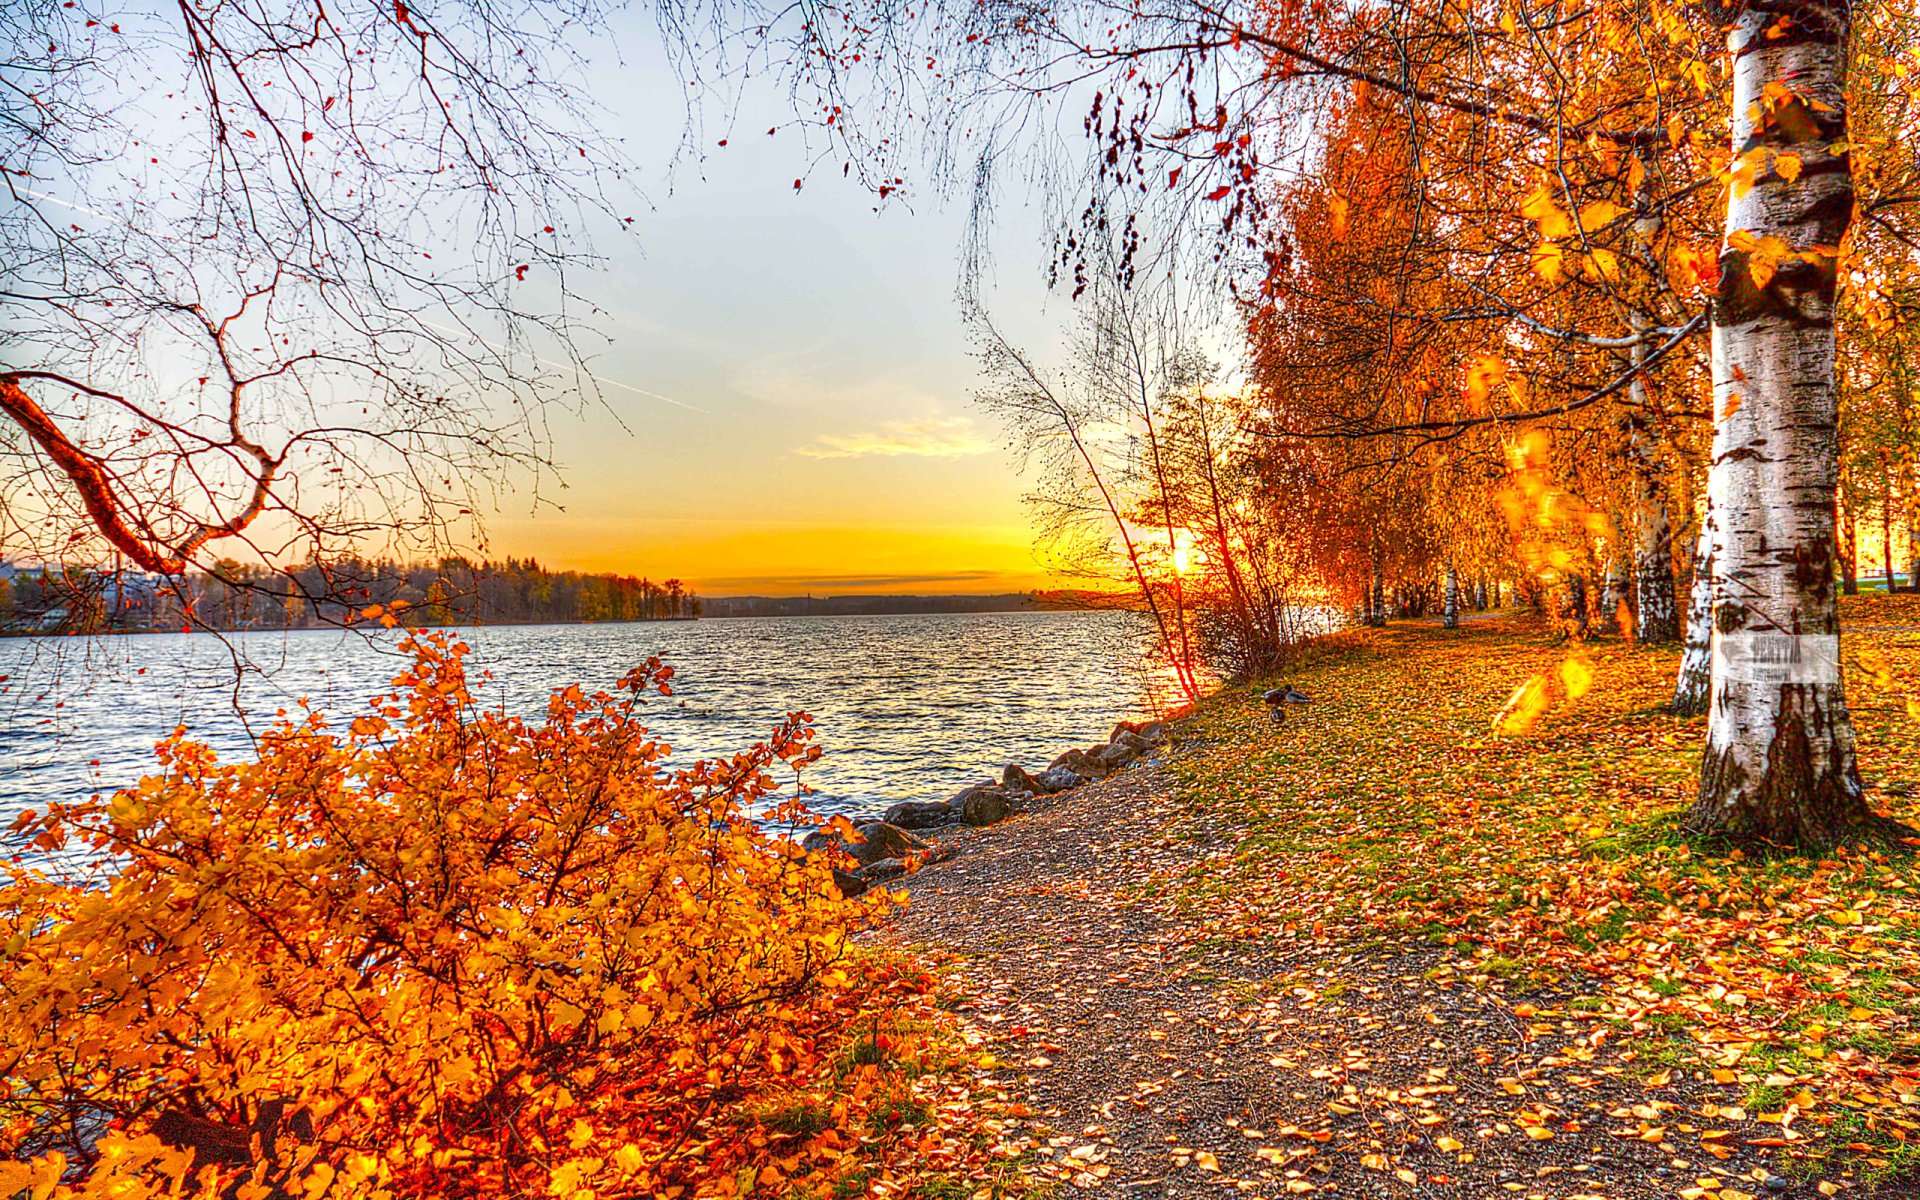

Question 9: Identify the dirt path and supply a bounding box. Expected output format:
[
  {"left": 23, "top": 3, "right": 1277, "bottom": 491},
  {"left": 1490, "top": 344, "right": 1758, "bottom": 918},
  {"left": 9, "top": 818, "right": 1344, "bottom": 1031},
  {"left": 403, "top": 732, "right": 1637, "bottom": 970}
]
[{"left": 884, "top": 761, "right": 1817, "bottom": 1200}]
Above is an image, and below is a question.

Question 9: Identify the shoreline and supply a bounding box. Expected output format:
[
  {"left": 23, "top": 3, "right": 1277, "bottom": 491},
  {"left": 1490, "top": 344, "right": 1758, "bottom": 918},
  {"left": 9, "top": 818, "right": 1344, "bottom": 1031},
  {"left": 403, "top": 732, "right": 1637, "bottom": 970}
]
[{"left": 857, "top": 607, "right": 1920, "bottom": 1197}]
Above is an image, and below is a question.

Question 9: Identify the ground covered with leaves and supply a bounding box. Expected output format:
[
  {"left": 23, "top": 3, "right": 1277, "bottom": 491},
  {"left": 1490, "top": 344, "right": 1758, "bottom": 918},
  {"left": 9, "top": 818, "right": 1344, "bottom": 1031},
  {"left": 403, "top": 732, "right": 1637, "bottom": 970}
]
[{"left": 890, "top": 596, "right": 1920, "bottom": 1199}]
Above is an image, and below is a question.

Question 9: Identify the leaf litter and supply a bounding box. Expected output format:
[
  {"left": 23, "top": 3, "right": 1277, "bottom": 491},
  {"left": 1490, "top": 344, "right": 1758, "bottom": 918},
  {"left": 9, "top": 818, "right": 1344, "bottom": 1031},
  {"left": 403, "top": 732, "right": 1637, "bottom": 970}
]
[{"left": 882, "top": 600, "right": 1920, "bottom": 1198}]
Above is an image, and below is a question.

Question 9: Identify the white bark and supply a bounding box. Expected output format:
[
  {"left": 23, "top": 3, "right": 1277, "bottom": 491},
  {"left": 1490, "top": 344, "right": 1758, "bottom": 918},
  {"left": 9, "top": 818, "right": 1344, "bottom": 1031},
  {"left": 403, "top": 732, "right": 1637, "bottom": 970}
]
[
  {"left": 1626, "top": 406, "right": 1679, "bottom": 642},
  {"left": 1443, "top": 563, "right": 1459, "bottom": 629},
  {"left": 1690, "top": 2, "right": 1885, "bottom": 847},
  {"left": 1672, "top": 513, "right": 1714, "bottom": 716},
  {"left": 1601, "top": 559, "right": 1628, "bottom": 634}
]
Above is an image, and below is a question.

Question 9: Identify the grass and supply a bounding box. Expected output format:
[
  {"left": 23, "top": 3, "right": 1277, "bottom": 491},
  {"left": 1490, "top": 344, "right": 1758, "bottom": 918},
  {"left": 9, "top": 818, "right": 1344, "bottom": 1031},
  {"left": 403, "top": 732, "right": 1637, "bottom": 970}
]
[{"left": 1147, "top": 592, "right": 1920, "bottom": 1188}]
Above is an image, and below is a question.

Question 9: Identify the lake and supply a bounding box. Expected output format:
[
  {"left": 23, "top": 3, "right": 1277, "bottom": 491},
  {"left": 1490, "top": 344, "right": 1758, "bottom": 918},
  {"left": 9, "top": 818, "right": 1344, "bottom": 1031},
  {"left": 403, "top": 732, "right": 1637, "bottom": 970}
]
[{"left": 0, "top": 611, "right": 1175, "bottom": 847}]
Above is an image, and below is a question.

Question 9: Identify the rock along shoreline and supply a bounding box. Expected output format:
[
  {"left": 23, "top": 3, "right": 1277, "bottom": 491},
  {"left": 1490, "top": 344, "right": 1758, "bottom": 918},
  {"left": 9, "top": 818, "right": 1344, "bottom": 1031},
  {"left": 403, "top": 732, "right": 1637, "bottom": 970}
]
[{"left": 794, "top": 716, "right": 1178, "bottom": 897}]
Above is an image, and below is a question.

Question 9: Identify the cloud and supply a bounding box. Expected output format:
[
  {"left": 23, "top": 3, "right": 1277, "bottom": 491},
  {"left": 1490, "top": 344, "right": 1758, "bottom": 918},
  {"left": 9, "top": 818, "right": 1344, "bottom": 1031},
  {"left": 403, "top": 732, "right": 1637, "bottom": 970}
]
[{"left": 796, "top": 416, "right": 994, "bottom": 460}]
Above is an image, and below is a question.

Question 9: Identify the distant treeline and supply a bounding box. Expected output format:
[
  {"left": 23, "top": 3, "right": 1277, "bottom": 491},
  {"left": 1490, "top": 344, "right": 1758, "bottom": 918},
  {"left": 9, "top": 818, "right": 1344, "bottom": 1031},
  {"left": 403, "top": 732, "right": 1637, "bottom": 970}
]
[
  {"left": 702, "top": 592, "right": 1078, "bottom": 618},
  {"left": 0, "top": 557, "right": 700, "bottom": 633}
]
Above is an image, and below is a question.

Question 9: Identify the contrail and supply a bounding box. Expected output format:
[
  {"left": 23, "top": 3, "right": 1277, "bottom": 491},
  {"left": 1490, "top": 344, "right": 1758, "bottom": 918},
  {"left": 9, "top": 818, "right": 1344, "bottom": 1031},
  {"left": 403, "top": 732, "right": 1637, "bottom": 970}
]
[{"left": 17, "top": 185, "right": 706, "bottom": 416}]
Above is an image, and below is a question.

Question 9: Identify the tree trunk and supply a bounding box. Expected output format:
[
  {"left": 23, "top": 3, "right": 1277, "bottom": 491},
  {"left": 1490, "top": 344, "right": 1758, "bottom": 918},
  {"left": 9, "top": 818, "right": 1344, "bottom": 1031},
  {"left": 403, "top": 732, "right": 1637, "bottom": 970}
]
[
  {"left": 1563, "top": 573, "right": 1590, "bottom": 641},
  {"left": 1883, "top": 452, "right": 1897, "bottom": 593},
  {"left": 1443, "top": 563, "right": 1460, "bottom": 629},
  {"left": 1672, "top": 515, "right": 1714, "bottom": 716},
  {"left": 1369, "top": 551, "right": 1386, "bottom": 627},
  {"left": 1687, "top": 1, "right": 1896, "bottom": 849},
  {"left": 1839, "top": 502, "right": 1858, "bottom": 596},
  {"left": 1599, "top": 559, "right": 1627, "bottom": 635},
  {"left": 1626, "top": 411, "right": 1680, "bottom": 642},
  {"left": 1908, "top": 457, "right": 1920, "bottom": 592}
]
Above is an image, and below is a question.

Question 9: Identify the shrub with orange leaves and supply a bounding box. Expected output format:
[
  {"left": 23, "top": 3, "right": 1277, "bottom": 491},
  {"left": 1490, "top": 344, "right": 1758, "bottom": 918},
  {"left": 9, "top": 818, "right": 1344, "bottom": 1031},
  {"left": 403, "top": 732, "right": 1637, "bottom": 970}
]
[{"left": 0, "top": 633, "right": 908, "bottom": 1199}]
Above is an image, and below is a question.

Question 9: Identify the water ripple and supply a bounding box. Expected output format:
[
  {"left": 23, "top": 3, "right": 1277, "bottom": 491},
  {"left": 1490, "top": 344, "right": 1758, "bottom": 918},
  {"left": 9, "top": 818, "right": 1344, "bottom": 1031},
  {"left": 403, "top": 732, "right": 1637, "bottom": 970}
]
[{"left": 0, "top": 611, "right": 1167, "bottom": 845}]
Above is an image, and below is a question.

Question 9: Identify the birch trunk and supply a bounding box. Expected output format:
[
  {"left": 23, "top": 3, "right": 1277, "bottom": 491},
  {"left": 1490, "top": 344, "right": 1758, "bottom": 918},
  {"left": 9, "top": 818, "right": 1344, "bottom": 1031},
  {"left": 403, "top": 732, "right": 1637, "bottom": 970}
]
[
  {"left": 1600, "top": 559, "right": 1627, "bottom": 634},
  {"left": 1625, "top": 408, "right": 1680, "bottom": 643},
  {"left": 1672, "top": 515, "right": 1714, "bottom": 716},
  {"left": 1883, "top": 452, "right": 1898, "bottom": 592},
  {"left": 1687, "top": 1, "right": 1896, "bottom": 848},
  {"left": 1564, "top": 573, "right": 1590, "bottom": 641},
  {"left": 1907, "top": 459, "right": 1920, "bottom": 591},
  {"left": 1369, "top": 552, "right": 1386, "bottom": 627},
  {"left": 1443, "top": 564, "right": 1460, "bottom": 629},
  {"left": 1839, "top": 499, "right": 1858, "bottom": 596}
]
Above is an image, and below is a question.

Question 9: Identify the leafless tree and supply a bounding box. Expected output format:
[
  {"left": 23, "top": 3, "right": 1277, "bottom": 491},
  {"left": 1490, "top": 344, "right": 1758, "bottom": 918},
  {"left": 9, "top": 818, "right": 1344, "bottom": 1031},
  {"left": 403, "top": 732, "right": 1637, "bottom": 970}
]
[{"left": 2, "top": 0, "right": 641, "bottom": 595}]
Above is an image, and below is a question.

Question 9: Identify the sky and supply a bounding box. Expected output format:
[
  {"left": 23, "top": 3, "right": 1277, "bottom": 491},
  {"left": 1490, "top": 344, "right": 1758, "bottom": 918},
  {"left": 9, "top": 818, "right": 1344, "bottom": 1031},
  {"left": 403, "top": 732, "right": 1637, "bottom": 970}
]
[{"left": 476, "top": 25, "right": 1067, "bottom": 597}]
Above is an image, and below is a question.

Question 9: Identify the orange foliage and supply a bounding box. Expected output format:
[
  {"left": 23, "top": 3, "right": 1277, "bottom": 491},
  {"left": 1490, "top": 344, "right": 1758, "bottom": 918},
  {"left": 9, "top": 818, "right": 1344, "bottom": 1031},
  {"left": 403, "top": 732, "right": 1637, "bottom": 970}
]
[{"left": 0, "top": 633, "right": 914, "bottom": 1198}]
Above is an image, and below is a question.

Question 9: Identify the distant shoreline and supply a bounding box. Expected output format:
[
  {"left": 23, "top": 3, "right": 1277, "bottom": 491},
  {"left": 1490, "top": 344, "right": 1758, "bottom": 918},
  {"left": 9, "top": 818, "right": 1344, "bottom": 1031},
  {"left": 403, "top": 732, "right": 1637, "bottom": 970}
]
[{"left": 0, "top": 605, "right": 1139, "bottom": 639}]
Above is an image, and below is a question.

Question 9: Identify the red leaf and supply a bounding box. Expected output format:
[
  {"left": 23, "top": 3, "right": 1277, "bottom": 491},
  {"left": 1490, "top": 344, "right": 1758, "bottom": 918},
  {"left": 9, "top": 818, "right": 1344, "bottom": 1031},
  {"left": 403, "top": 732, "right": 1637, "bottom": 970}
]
[{"left": 1206, "top": 185, "right": 1232, "bottom": 201}]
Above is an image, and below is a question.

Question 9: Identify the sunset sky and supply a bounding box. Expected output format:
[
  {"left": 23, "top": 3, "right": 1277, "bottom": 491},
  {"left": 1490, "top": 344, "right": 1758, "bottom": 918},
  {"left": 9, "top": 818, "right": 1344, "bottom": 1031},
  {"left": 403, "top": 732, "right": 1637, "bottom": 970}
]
[{"left": 479, "top": 35, "right": 1064, "bottom": 597}]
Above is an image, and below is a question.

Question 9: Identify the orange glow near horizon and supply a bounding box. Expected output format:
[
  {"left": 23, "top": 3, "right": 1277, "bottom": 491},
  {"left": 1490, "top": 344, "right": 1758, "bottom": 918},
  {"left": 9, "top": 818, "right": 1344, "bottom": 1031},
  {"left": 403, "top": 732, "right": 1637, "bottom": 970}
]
[{"left": 483, "top": 515, "right": 1052, "bottom": 597}]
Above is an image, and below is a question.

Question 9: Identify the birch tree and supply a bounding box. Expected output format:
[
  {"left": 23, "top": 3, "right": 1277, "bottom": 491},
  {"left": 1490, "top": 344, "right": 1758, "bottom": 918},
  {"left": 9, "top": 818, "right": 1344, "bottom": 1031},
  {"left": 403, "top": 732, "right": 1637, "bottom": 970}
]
[{"left": 1682, "top": 0, "right": 1898, "bottom": 847}]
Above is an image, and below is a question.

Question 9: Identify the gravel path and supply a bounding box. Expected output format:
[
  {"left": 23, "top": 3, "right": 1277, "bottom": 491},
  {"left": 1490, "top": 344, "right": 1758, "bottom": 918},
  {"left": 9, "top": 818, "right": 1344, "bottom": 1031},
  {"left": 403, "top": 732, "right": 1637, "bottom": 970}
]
[{"left": 879, "top": 756, "right": 1824, "bottom": 1200}]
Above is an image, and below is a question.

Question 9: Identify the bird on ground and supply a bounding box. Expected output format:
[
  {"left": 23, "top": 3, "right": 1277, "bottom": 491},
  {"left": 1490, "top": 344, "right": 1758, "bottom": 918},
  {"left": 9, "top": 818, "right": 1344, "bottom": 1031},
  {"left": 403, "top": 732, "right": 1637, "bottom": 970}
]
[{"left": 1262, "top": 685, "right": 1311, "bottom": 726}]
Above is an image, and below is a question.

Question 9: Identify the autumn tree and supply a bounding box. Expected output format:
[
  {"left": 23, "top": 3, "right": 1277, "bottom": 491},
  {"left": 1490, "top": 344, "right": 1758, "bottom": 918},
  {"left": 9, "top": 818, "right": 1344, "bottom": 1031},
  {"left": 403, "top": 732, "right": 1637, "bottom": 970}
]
[
  {"left": 0, "top": 0, "right": 645, "bottom": 597},
  {"left": 817, "top": 0, "right": 1918, "bottom": 849}
]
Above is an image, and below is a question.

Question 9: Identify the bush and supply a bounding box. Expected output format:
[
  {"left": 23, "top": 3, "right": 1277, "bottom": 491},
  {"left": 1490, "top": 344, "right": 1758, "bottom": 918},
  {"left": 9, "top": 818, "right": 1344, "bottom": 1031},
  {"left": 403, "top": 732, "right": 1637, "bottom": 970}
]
[{"left": 0, "top": 633, "right": 910, "bottom": 1199}]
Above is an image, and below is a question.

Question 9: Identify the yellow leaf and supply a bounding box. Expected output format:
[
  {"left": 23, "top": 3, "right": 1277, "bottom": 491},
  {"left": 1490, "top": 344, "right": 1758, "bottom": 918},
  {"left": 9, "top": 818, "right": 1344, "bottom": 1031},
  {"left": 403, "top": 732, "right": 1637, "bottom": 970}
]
[
  {"left": 1578, "top": 201, "right": 1629, "bottom": 232},
  {"left": 1194, "top": 1150, "right": 1220, "bottom": 1172},
  {"left": 1436, "top": 1136, "right": 1464, "bottom": 1152},
  {"left": 1560, "top": 656, "right": 1594, "bottom": 701},
  {"left": 1465, "top": 356, "right": 1507, "bottom": 411},
  {"left": 1774, "top": 152, "right": 1803, "bottom": 183},
  {"left": 1522, "top": 185, "right": 1574, "bottom": 239},
  {"left": 1533, "top": 241, "right": 1566, "bottom": 283},
  {"left": 1523, "top": 1125, "right": 1554, "bottom": 1141}
]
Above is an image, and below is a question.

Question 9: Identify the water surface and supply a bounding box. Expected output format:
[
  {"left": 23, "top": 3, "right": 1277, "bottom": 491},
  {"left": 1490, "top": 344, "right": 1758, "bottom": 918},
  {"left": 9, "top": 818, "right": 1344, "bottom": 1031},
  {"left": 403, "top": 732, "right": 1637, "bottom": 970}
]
[{"left": 0, "top": 612, "right": 1169, "bottom": 844}]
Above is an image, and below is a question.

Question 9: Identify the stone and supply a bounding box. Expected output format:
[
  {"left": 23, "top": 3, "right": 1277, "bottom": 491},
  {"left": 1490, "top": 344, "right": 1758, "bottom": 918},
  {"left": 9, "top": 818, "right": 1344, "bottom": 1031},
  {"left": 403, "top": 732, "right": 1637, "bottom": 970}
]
[
  {"left": 802, "top": 821, "right": 928, "bottom": 866},
  {"left": 1002, "top": 763, "right": 1045, "bottom": 793},
  {"left": 959, "top": 787, "right": 1013, "bottom": 826},
  {"left": 950, "top": 778, "right": 1000, "bottom": 805},
  {"left": 856, "top": 859, "right": 907, "bottom": 884},
  {"left": 1091, "top": 740, "right": 1138, "bottom": 770},
  {"left": 1111, "top": 729, "right": 1154, "bottom": 755},
  {"left": 1048, "top": 747, "right": 1109, "bottom": 779},
  {"left": 800, "top": 828, "right": 841, "bottom": 853},
  {"left": 848, "top": 821, "right": 928, "bottom": 864},
  {"left": 1036, "top": 766, "right": 1084, "bottom": 793},
  {"left": 1108, "top": 719, "right": 1169, "bottom": 745},
  {"left": 883, "top": 799, "right": 954, "bottom": 829},
  {"left": 832, "top": 868, "right": 867, "bottom": 898}
]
